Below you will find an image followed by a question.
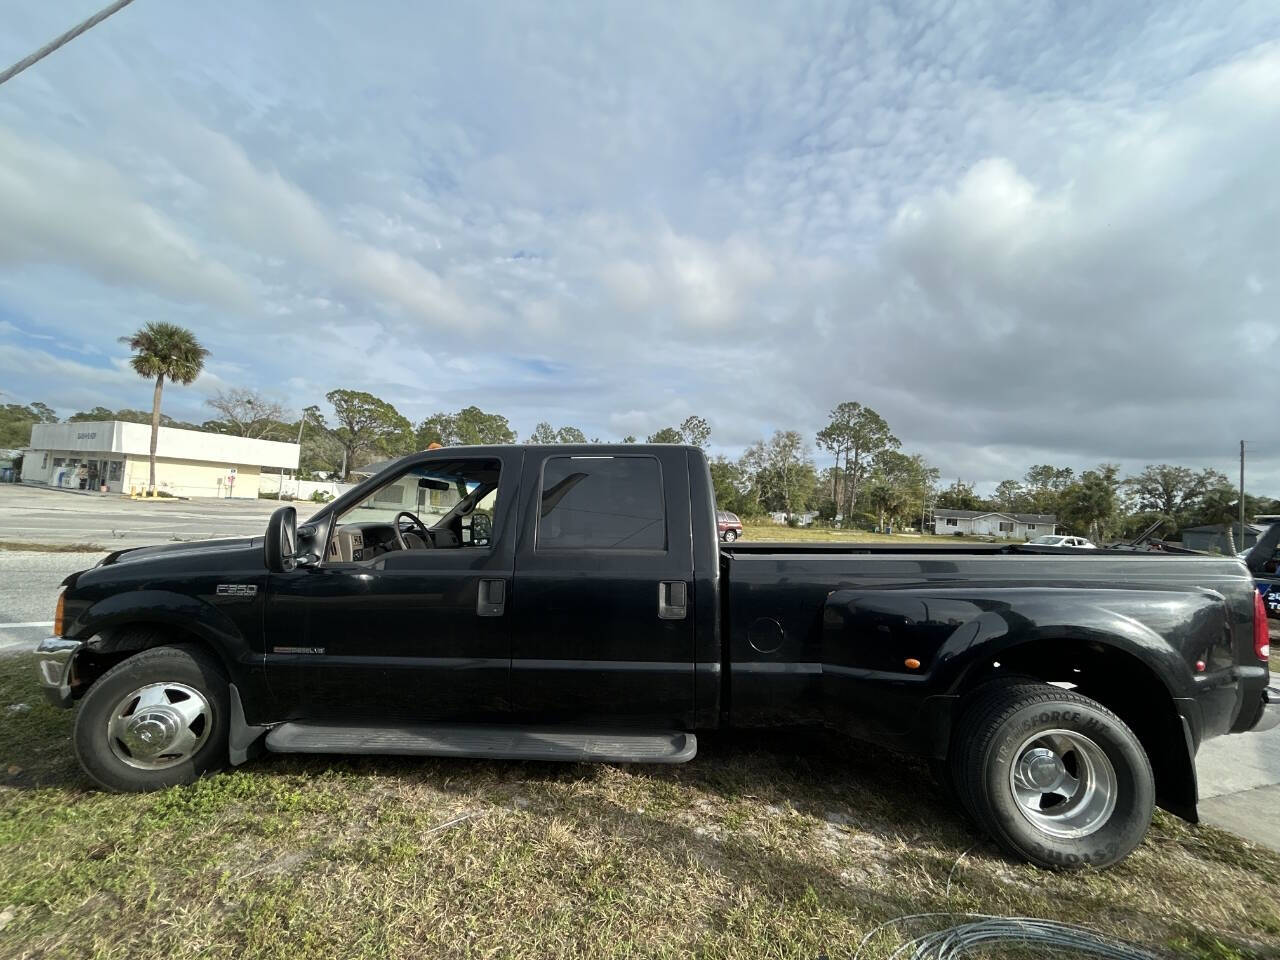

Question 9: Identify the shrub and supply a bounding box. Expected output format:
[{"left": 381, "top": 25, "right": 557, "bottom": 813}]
[{"left": 310, "top": 490, "right": 334, "bottom": 503}]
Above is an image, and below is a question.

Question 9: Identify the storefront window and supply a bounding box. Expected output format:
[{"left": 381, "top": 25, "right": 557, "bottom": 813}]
[{"left": 107, "top": 461, "right": 122, "bottom": 481}]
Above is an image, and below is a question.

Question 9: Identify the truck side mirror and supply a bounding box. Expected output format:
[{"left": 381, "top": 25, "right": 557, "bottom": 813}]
[{"left": 265, "top": 505, "right": 298, "bottom": 573}]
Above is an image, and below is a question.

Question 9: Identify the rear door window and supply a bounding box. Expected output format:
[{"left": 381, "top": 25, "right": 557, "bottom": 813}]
[{"left": 537, "top": 455, "right": 666, "bottom": 551}]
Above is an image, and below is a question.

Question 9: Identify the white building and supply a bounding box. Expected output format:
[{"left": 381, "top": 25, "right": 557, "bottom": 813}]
[
  {"left": 21, "top": 421, "right": 299, "bottom": 499},
  {"left": 933, "top": 508, "right": 1056, "bottom": 540},
  {"left": 768, "top": 511, "right": 819, "bottom": 526}
]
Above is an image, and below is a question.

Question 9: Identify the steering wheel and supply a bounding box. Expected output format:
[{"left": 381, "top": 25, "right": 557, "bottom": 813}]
[{"left": 393, "top": 511, "right": 433, "bottom": 550}]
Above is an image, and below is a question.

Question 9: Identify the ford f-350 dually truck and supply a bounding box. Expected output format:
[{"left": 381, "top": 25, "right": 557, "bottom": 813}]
[{"left": 37, "top": 444, "right": 1278, "bottom": 868}]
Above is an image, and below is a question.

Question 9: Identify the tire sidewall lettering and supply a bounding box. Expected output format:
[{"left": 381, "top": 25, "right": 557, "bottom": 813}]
[
  {"left": 1027, "top": 839, "right": 1121, "bottom": 865},
  {"left": 994, "top": 707, "right": 1112, "bottom": 763}
]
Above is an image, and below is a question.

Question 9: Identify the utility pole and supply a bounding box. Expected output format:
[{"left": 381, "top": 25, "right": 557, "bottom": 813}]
[
  {"left": 1240, "top": 440, "right": 1247, "bottom": 551},
  {"left": 294, "top": 411, "right": 309, "bottom": 498}
]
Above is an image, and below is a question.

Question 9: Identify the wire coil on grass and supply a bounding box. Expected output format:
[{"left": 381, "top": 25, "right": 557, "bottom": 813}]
[{"left": 852, "top": 913, "right": 1161, "bottom": 960}]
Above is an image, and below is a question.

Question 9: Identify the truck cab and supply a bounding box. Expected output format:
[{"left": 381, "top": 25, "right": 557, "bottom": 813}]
[{"left": 265, "top": 445, "right": 709, "bottom": 730}]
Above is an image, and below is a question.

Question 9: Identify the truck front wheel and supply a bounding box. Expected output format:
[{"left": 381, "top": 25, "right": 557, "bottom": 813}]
[
  {"left": 949, "top": 681, "right": 1154, "bottom": 869},
  {"left": 73, "top": 644, "right": 230, "bottom": 792}
]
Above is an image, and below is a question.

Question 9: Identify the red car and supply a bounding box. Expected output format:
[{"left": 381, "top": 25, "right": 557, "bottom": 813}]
[{"left": 717, "top": 510, "right": 743, "bottom": 542}]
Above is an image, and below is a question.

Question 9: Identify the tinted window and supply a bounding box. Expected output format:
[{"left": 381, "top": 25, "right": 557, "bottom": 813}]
[{"left": 538, "top": 456, "right": 665, "bottom": 550}]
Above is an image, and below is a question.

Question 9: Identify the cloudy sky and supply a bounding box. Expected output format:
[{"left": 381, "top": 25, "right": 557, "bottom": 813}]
[{"left": 1, "top": 2, "right": 1278, "bottom": 493}]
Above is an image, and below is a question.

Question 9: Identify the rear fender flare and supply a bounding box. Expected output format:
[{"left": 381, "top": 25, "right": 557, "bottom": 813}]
[{"left": 934, "top": 598, "right": 1198, "bottom": 701}]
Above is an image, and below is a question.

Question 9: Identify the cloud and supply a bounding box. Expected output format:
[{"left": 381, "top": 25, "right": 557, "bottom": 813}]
[
  {"left": 0, "top": 129, "right": 252, "bottom": 310},
  {"left": 0, "top": 5, "right": 1278, "bottom": 493},
  {"left": 0, "top": 343, "right": 136, "bottom": 415},
  {"left": 600, "top": 229, "right": 780, "bottom": 328}
]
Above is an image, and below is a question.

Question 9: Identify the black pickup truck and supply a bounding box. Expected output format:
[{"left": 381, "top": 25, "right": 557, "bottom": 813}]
[{"left": 36, "top": 444, "right": 1278, "bottom": 869}]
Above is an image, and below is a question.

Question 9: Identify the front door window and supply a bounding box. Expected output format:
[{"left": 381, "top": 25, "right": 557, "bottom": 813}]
[{"left": 324, "top": 458, "right": 501, "bottom": 563}]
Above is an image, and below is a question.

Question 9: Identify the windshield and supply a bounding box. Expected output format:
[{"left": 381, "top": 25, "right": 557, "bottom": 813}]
[{"left": 1030, "top": 536, "right": 1063, "bottom": 545}]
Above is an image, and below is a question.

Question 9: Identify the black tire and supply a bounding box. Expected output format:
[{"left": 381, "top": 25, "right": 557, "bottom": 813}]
[
  {"left": 725, "top": 530, "right": 738, "bottom": 542},
  {"left": 948, "top": 680, "right": 1154, "bottom": 869},
  {"left": 74, "top": 644, "right": 230, "bottom": 792}
]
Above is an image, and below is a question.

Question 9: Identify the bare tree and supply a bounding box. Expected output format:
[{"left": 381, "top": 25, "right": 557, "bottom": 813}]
[{"left": 206, "top": 388, "right": 287, "bottom": 439}]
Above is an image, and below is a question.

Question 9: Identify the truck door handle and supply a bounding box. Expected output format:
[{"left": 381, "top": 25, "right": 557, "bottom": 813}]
[
  {"left": 477, "top": 578, "right": 506, "bottom": 617},
  {"left": 658, "top": 581, "right": 687, "bottom": 620}
]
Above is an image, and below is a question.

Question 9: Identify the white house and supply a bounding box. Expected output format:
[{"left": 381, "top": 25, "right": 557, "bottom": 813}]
[
  {"left": 933, "top": 508, "right": 1056, "bottom": 540},
  {"left": 21, "top": 421, "right": 299, "bottom": 498},
  {"left": 768, "top": 511, "right": 819, "bottom": 526}
]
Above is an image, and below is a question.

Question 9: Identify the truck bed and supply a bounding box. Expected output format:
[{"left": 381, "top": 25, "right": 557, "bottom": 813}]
[{"left": 719, "top": 544, "right": 1261, "bottom": 755}]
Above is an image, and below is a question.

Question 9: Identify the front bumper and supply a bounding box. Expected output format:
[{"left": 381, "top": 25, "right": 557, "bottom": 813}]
[
  {"left": 35, "top": 637, "right": 84, "bottom": 708},
  {"left": 1254, "top": 685, "right": 1280, "bottom": 733}
]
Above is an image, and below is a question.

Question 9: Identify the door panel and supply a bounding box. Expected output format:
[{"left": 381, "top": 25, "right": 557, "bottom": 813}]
[
  {"left": 508, "top": 449, "right": 695, "bottom": 727},
  {"left": 264, "top": 452, "right": 521, "bottom": 722}
]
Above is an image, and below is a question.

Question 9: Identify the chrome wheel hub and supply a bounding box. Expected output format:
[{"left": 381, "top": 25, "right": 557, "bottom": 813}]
[
  {"left": 1008, "top": 728, "right": 1117, "bottom": 839},
  {"left": 1018, "top": 747, "right": 1066, "bottom": 792},
  {"left": 107, "top": 682, "right": 212, "bottom": 770}
]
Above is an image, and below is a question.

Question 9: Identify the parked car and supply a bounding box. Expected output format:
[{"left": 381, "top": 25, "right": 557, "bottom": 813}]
[
  {"left": 717, "top": 510, "right": 743, "bottom": 542},
  {"left": 37, "top": 444, "right": 1276, "bottom": 870},
  {"left": 1029, "top": 534, "right": 1096, "bottom": 548}
]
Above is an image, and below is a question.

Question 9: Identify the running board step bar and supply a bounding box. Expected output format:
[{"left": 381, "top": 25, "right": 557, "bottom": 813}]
[{"left": 264, "top": 723, "right": 697, "bottom": 764}]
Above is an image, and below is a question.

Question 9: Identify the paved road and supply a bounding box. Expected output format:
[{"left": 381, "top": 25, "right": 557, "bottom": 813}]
[
  {"left": 0, "top": 550, "right": 106, "bottom": 653},
  {"left": 1, "top": 536, "right": 1276, "bottom": 850},
  {"left": 0, "top": 483, "right": 288, "bottom": 547},
  {"left": 1195, "top": 672, "right": 1280, "bottom": 851},
  {"left": 0, "top": 483, "right": 284, "bottom": 652}
]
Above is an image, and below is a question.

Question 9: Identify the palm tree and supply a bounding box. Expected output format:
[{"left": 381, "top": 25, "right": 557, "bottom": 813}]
[{"left": 119, "top": 323, "right": 209, "bottom": 494}]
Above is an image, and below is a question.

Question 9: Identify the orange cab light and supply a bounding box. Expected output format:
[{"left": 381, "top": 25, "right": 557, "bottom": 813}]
[
  {"left": 904, "top": 658, "right": 921, "bottom": 670},
  {"left": 53, "top": 590, "right": 65, "bottom": 637}
]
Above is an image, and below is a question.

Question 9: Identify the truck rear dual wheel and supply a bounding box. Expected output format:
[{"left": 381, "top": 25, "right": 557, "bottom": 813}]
[
  {"left": 949, "top": 680, "right": 1154, "bottom": 869},
  {"left": 73, "top": 645, "right": 230, "bottom": 792}
]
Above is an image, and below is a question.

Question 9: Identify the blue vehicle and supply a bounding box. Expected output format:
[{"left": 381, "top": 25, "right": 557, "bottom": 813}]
[{"left": 1248, "top": 538, "right": 1280, "bottom": 622}]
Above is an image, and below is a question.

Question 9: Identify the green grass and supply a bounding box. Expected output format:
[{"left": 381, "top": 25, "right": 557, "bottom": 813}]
[
  {"left": 0, "top": 541, "right": 107, "bottom": 553},
  {"left": 740, "top": 523, "right": 990, "bottom": 544},
  {"left": 2, "top": 653, "right": 1278, "bottom": 958}
]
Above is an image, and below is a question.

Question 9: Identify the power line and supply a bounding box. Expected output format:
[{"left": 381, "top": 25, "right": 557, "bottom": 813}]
[{"left": 0, "top": 0, "right": 137, "bottom": 88}]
